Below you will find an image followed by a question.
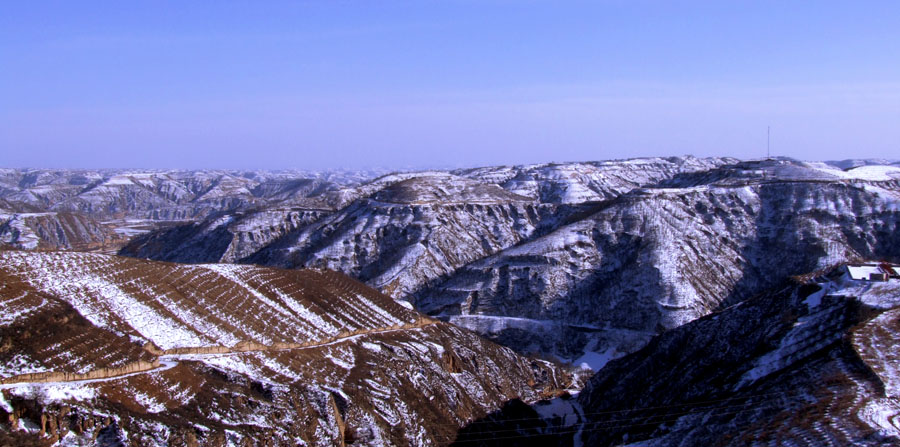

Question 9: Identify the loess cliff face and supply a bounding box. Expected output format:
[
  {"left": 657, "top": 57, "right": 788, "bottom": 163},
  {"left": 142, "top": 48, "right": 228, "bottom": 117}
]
[
  {"left": 576, "top": 265, "right": 900, "bottom": 446},
  {"left": 127, "top": 158, "right": 733, "bottom": 303},
  {"left": 245, "top": 158, "right": 730, "bottom": 297},
  {"left": 243, "top": 195, "right": 558, "bottom": 300},
  {"left": 416, "top": 177, "right": 900, "bottom": 359},
  {"left": 0, "top": 168, "right": 385, "bottom": 253},
  {"left": 112, "top": 159, "right": 900, "bottom": 364},
  {"left": 118, "top": 208, "right": 331, "bottom": 264},
  {"left": 0, "top": 212, "right": 125, "bottom": 252},
  {"left": 0, "top": 251, "right": 568, "bottom": 446}
]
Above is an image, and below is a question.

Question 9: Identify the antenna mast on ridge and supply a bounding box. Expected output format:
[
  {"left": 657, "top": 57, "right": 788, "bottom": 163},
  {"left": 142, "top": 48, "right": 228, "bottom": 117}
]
[{"left": 767, "top": 125, "right": 771, "bottom": 159}]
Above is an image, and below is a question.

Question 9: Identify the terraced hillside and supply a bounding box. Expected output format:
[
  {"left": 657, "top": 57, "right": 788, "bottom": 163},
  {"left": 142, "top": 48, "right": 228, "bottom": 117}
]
[
  {"left": 576, "top": 265, "right": 900, "bottom": 446},
  {"left": 0, "top": 251, "right": 567, "bottom": 446}
]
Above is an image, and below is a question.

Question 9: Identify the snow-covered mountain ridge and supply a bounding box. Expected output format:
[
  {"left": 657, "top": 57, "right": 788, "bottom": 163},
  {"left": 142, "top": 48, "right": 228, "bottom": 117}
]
[{"left": 4, "top": 157, "right": 900, "bottom": 366}]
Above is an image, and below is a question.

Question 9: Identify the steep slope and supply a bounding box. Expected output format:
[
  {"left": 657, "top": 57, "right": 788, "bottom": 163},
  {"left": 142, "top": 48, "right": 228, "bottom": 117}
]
[
  {"left": 0, "top": 169, "right": 386, "bottom": 251},
  {"left": 237, "top": 159, "right": 734, "bottom": 298},
  {"left": 119, "top": 158, "right": 733, "bottom": 294},
  {"left": 0, "top": 212, "right": 124, "bottom": 251},
  {"left": 576, "top": 265, "right": 900, "bottom": 446},
  {"left": 244, "top": 174, "right": 561, "bottom": 299},
  {"left": 119, "top": 208, "right": 330, "bottom": 264},
  {"left": 109, "top": 159, "right": 900, "bottom": 366},
  {"left": 0, "top": 251, "right": 567, "bottom": 446},
  {"left": 416, "top": 169, "right": 900, "bottom": 362}
]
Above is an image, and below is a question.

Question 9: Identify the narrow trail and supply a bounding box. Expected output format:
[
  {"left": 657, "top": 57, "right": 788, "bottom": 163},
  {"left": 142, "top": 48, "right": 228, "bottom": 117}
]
[
  {"left": 1, "top": 320, "right": 440, "bottom": 389},
  {"left": 0, "top": 361, "right": 179, "bottom": 390}
]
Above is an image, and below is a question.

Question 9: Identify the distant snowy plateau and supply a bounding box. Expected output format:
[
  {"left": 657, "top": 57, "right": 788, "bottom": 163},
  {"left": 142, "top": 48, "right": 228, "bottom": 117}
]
[{"left": 2, "top": 156, "right": 900, "bottom": 446}]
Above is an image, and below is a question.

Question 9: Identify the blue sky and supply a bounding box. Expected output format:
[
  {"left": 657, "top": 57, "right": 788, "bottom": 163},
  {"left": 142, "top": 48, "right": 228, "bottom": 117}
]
[{"left": 1, "top": 1, "right": 898, "bottom": 169}]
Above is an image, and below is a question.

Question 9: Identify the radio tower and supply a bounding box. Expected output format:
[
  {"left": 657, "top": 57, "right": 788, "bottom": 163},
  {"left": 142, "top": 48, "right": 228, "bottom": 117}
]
[{"left": 767, "top": 125, "right": 771, "bottom": 159}]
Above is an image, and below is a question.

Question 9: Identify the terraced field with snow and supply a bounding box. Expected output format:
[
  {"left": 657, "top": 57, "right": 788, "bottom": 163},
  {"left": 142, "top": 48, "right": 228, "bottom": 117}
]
[
  {"left": 0, "top": 250, "right": 567, "bottom": 446},
  {"left": 0, "top": 250, "right": 418, "bottom": 352}
]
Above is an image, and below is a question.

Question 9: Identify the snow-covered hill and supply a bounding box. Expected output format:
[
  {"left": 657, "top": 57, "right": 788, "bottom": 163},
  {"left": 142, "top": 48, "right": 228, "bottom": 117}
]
[
  {"left": 0, "top": 251, "right": 568, "bottom": 446},
  {"left": 575, "top": 264, "right": 900, "bottom": 446},
  {"left": 416, "top": 176, "right": 900, "bottom": 361},
  {"left": 6, "top": 158, "right": 900, "bottom": 367},
  {"left": 0, "top": 168, "right": 389, "bottom": 252}
]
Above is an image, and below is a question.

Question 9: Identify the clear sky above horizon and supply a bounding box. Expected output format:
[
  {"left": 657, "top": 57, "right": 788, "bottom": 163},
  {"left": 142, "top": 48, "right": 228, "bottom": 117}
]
[{"left": 1, "top": 1, "right": 898, "bottom": 170}]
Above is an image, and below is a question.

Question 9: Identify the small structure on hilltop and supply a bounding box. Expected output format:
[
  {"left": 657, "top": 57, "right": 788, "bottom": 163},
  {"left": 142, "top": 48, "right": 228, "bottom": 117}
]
[{"left": 844, "top": 262, "right": 900, "bottom": 281}]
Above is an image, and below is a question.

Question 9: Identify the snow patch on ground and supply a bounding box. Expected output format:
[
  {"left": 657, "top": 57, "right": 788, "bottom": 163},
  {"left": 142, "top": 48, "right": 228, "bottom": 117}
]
[
  {"left": 200, "top": 264, "right": 294, "bottom": 320},
  {"left": 81, "top": 278, "right": 207, "bottom": 349},
  {"left": 449, "top": 314, "right": 557, "bottom": 334},
  {"left": 0, "top": 391, "right": 12, "bottom": 412},
  {"left": 57, "top": 430, "right": 98, "bottom": 446},
  {"left": 132, "top": 390, "right": 166, "bottom": 413},
  {"left": 845, "top": 165, "right": 900, "bottom": 181},
  {"left": 201, "top": 355, "right": 264, "bottom": 381},
  {"left": 271, "top": 288, "right": 340, "bottom": 337},
  {"left": 0, "top": 291, "right": 45, "bottom": 326},
  {"left": 533, "top": 396, "right": 582, "bottom": 427},
  {"left": 6, "top": 382, "right": 97, "bottom": 404},
  {"left": 735, "top": 308, "right": 840, "bottom": 390},
  {"left": 325, "top": 347, "right": 356, "bottom": 370},
  {"left": 858, "top": 398, "right": 900, "bottom": 437},
  {"left": 573, "top": 347, "right": 617, "bottom": 371},
  {"left": 251, "top": 352, "right": 302, "bottom": 381},
  {"left": 361, "top": 342, "right": 382, "bottom": 352},
  {"left": 0, "top": 353, "right": 51, "bottom": 379},
  {"left": 803, "top": 284, "right": 829, "bottom": 308}
]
